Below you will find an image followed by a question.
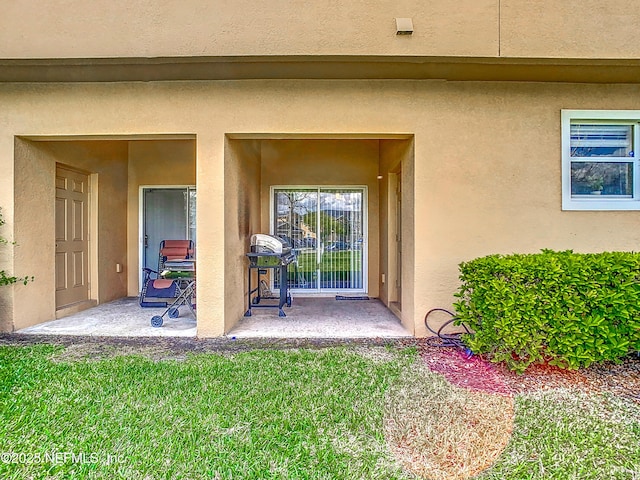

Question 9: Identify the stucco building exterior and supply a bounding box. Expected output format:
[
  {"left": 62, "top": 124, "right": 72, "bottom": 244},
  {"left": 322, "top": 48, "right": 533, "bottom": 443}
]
[{"left": 1, "top": 1, "right": 640, "bottom": 337}]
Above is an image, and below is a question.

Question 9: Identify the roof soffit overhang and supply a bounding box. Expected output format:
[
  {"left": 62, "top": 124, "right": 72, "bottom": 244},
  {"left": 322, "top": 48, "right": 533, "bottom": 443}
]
[{"left": 1, "top": 55, "right": 640, "bottom": 83}]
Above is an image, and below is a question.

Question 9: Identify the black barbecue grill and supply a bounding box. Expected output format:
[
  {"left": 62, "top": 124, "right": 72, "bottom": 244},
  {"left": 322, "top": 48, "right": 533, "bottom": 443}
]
[{"left": 245, "top": 234, "right": 294, "bottom": 317}]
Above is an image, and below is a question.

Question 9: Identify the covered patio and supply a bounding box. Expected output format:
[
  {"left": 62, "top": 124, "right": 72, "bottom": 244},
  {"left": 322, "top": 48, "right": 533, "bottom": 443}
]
[{"left": 16, "top": 297, "right": 412, "bottom": 339}]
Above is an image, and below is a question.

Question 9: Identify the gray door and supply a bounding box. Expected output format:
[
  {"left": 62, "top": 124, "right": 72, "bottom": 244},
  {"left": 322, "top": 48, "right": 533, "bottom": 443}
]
[{"left": 143, "top": 188, "right": 196, "bottom": 272}]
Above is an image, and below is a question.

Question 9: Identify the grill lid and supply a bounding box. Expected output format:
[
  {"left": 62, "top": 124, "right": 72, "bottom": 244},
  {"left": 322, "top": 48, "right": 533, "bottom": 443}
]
[{"left": 250, "top": 234, "right": 291, "bottom": 254}]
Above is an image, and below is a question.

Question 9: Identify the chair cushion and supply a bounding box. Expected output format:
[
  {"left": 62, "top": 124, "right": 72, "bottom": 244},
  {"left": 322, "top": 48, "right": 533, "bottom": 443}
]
[{"left": 153, "top": 279, "right": 174, "bottom": 289}]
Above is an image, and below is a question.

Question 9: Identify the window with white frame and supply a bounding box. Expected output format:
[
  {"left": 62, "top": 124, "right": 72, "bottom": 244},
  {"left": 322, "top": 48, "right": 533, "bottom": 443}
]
[{"left": 562, "top": 110, "right": 639, "bottom": 210}]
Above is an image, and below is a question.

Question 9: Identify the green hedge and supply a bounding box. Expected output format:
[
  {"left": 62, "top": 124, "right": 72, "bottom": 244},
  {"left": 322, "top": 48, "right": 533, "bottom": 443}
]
[{"left": 453, "top": 250, "right": 640, "bottom": 372}]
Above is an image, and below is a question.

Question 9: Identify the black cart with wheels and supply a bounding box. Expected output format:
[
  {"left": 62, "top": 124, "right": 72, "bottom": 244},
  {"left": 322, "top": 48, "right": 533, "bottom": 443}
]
[{"left": 150, "top": 260, "right": 196, "bottom": 327}]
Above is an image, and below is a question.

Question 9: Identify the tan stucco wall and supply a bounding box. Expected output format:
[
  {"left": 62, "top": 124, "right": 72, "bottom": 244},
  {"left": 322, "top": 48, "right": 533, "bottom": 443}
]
[
  {"left": 3, "top": 1, "right": 640, "bottom": 60},
  {"left": 126, "top": 140, "right": 196, "bottom": 296},
  {"left": 0, "top": 0, "right": 498, "bottom": 58},
  {"left": 260, "top": 139, "right": 380, "bottom": 298},
  {"left": 223, "top": 138, "right": 382, "bottom": 331},
  {"left": 400, "top": 141, "right": 415, "bottom": 335},
  {"left": 1, "top": 80, "right": 640, "bottom": 336},
  {"left": 11, "top": 139, "right": 56, "bottom": 331},
  {"left": 500, "top": 0, "right": 640, "bottom": 59},
  {"left": 11, "top": 139, "right": 128, "bottom": 330},
  {"left": 224, "top": 138, "right": 261, "bottom": 334},
  {"left": 379, "top": 139, "right": 414, "bottom": 333},
  {"left": 192, "top": 132, "right": 226, "bottom": 338},
  {"left": 379, "top": 140, "right": 405, "bottom": 308}
]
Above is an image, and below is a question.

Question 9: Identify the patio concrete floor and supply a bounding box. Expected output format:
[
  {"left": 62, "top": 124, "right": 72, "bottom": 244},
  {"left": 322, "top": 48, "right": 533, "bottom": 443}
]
[{"left": 16, "top": 296, "right": 412, "bottom": 339}]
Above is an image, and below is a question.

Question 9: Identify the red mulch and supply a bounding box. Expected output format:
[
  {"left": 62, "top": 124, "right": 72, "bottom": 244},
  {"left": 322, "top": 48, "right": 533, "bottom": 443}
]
[
  {"left": 421, "top": 346, "right": 512, "bottom": 397},
  {"left": 418, "top": 340, "right": 640, "bottom": 402}
]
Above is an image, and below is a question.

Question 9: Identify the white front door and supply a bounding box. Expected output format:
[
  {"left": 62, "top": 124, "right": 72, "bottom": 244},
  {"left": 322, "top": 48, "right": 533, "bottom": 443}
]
[{"left": 272, "top": 187, "right": 367, "bottom": 293}]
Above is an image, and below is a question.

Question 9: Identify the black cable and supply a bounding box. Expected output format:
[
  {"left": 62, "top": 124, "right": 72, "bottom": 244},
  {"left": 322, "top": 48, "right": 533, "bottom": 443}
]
[{"left": 424, "top": 308, "right": 473, "bottom": 355}]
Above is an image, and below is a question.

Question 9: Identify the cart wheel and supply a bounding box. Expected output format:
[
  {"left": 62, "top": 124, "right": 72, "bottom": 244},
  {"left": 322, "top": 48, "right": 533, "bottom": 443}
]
[
  {"left": 151, "top": 316, "right": 164, "bottom": 328},
  {"left": 286, "top": 296, "right": 292, "bottom": 307},
  {"left": 168, "top": 307, "right": 180, "bottom": 318},
  {"left": 252, "top": 297, "right": 260, "bottom": 304}
]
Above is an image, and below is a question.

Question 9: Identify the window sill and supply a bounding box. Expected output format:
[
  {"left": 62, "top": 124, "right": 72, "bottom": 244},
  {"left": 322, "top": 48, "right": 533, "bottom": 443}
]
[{"left": 563, "top": 198, "right": 640, "bottom": 211}]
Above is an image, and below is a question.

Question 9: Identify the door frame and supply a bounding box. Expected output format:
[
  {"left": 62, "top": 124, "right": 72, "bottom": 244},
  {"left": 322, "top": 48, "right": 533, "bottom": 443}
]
[
  {"left": 54, "top": 163, "right": 98, "bottom": 315},
  {"left": 138, "top": 185, "right": 196, "bottom": 289},
  {"left": 270, "top": 185, "right": 368, "bottom": 295},
  {"left": 388, "top": 172, "right": 401, "bottom": 309}
]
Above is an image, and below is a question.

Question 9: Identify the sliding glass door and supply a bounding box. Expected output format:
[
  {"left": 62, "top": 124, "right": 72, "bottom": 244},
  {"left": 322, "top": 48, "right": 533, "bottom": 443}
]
[{"left": 273, "top": 187, "right": 366, "bottom": 293}]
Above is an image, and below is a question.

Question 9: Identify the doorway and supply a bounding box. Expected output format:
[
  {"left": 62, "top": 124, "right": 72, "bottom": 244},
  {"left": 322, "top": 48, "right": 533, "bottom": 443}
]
[
  {"left": 55, "top": 164, "right": 91, "bottom": 310},
  {"left": 272, "top": 187, "right": 367, "bottom": 293},
  {"left": 141, "top": 187, "right": 196, "bottom": 274},
  {"left": 389, "top": 173, "right": 402, "bottom": 310}
]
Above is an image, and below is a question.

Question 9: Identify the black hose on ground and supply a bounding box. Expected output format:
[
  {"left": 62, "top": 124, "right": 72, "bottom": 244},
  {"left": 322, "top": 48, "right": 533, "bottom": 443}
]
[{"left": 424, "top": 308, "right": 473, "bottom": 356}]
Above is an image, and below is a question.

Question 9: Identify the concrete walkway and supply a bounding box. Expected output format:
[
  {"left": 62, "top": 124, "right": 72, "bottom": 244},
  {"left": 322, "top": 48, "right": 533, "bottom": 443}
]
[{"left": 16, "top": 296, "right": 412, "bottom": 339}]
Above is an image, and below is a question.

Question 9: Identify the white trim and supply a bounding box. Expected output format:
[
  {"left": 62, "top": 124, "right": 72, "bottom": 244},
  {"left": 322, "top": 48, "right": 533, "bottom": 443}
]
[
  {"left": 561, "top": 110, "right": 640, "bottom": 211},
  {"left": 269, "top": 185, "right": 369, "bottom": 295}
]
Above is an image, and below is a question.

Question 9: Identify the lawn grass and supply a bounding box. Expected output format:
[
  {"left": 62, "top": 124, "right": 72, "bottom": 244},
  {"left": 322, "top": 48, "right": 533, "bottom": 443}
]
[
  {"left": 0, "top": 345, "right": 414, "bottom": 480},
  {"left": 384, "top": 365, "right": 640, "bottom": 480},
  {"left": 294, "top": 251, "right": 362, "bottom": 273},
  {"left": 384, "top": 365, "right": 514, "bottom": 480},
  {"left": 478, "top": 389, "right": 640, "bottom": 480},
  {"left": 0, "top": 344, "right": 639, "bottom": 480}
]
